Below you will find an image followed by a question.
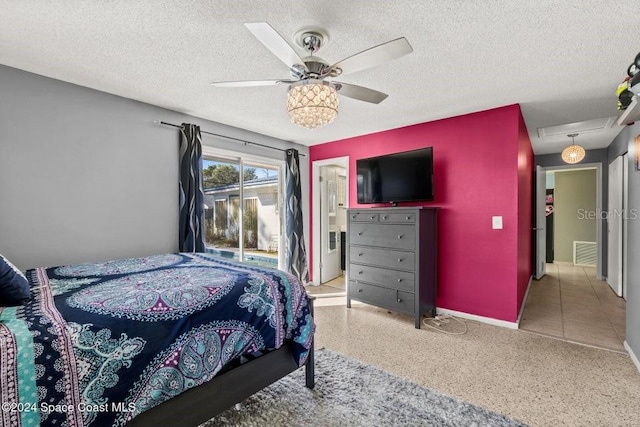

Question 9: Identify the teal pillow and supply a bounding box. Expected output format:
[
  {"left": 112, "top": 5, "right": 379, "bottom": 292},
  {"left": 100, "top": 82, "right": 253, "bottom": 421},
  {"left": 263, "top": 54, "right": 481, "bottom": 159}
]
[{"left": 0, "top": 254, "right": 30, "bottom": 306}]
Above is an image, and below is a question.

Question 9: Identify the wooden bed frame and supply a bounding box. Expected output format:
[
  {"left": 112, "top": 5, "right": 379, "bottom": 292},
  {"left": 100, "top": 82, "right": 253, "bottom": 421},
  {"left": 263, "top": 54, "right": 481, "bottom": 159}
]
[{"left": 127, "top": 296, "right": 315, "bottom": 426}]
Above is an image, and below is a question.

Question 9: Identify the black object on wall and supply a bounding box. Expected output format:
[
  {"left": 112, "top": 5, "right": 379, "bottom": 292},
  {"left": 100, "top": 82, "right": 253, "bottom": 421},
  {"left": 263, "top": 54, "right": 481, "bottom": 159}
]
[
  {"left": 356, "top": 147, "right": 434, "bottom": 204},
  {"left": 546, "top": 216, "right": 554, "bottom": 263},
  {"left": 546, "top": 189, "right": 554, "bottom": 263}
]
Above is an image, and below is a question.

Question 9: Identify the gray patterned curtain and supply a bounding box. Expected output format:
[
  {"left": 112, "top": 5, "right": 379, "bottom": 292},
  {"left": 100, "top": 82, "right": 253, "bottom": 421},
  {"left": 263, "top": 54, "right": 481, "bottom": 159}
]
[
  {"left": 178, "top": 123, "right": 205, "bottom": 252},
  {"left": 285, "top": 149, "right": 309, "bottom": 282}
]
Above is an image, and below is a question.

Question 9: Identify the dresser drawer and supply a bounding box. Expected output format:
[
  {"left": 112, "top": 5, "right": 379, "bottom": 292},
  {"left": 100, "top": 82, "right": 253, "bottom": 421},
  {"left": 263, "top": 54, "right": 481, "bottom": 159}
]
[
  {"left": 349, "top": 281, "right": 414, "bottom": 314},
  {"left": 349, "top": 223, "right": 415, "bottom": 250},
  {"left": 379, "top": 212, "right": 416, "bottom": 223},
  {"left": 350, "top": 246, "right": 415, "bottom": 271},
  {"left": 349, "top": 263, "right": 414, "bottom": 292},
  {"left": 349, "top": 211, "right": 379, "bottom": 222}
]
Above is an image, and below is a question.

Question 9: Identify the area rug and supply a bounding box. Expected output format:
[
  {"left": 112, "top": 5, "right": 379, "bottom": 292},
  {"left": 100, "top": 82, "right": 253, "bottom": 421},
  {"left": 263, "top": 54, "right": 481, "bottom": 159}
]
[{"left": 205, "top": 348, "right": 526, "bottom": 427}]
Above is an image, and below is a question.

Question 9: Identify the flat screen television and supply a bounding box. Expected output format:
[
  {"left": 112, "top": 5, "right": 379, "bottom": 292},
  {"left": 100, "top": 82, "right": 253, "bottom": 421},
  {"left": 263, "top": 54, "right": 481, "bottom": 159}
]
[{"left": 357, "top": 147, "right": 434, "bottom": 204}]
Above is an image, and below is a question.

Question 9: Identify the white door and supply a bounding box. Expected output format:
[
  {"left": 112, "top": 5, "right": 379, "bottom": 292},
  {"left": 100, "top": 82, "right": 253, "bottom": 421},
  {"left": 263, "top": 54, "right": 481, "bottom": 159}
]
[
  {"left": 608, "top": 155, "right": 623, "bottom": 296},
  {"left": 535, "top": 166, "right": 546, "bottom": 280},
  {"left": 319, "top": 166, "right": 341, "bottom": 283}
]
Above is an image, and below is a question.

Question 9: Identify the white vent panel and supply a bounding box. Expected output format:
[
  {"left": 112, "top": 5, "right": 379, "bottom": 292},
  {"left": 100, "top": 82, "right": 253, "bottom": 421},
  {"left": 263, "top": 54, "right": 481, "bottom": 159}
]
[{"left": 573, "top": 241, "right": 596, "bottom": 267}]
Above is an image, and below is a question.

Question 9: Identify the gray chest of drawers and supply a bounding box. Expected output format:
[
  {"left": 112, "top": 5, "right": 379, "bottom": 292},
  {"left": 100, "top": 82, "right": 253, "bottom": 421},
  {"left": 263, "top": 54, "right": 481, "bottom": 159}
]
[{"left": 346, "top": 207, "right": 437, "bottom": 328}]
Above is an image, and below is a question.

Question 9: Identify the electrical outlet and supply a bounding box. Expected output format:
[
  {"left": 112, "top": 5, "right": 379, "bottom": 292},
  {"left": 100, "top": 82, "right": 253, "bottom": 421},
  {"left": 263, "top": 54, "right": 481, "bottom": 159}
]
[{"left": 492, "top": 216, "right": 503, "bottom": 229}]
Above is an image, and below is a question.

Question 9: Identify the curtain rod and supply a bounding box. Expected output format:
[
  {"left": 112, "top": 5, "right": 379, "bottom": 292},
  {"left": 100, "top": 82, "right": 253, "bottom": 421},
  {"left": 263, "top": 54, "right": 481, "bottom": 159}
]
[{"left": 154, "top": 120, "right": 306, "bottom": 157}]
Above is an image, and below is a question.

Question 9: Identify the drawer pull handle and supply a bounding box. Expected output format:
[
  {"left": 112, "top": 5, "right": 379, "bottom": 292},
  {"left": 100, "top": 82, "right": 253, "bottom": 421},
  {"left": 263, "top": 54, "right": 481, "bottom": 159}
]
[
  {"left": 397, "top": 298, "right": 402, "bottom": 303},
  {"left": 358, "top": 253, "right": 363, "bottom": 257},
  {"left": 383, "top": 215, "right": 388, "bottom": 219},
  {"left": 358, "top": 289, "right": 363, "bottom": 293},
  {"left": 370, "top": 215, "right": 375, "bottom": 219},
  {"left": 358, "top": 232, "right": 363, "bottom": 236},
  {"left": 397, "top": 235, "right": 403, "bottom": 239},
  {"left": 358, "top": 271, "right": 363, "bottom": 275},
  {"left": 397, "top": 278, "right": 402, "bottom": 283},
  {"left": 406, "top": 216, "right": 411, "bottom": 220},
  {"left": 397, "top": 258, "right": 403, "bottom": 262}
]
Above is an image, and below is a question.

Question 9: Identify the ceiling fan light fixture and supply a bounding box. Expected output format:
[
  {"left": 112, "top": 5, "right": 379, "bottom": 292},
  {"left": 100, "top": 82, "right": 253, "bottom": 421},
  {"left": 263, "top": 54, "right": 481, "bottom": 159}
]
[
  {"left": 561, "top": 133, "right": 586, "bottom": 164},
  {"left": 287, "top": 80, "right": 339, "bottom": 129}
]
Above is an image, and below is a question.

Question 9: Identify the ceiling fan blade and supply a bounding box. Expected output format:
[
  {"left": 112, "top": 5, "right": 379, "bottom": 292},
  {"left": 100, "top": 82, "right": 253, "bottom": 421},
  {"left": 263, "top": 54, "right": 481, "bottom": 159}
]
[
  {"left": 330, "top": 37, "right": 413, "bottom": 76},
  {"left": 335, "top": 82, "right": 389, "bottom": 104},
  {"left": 210, "top": 79, "right": 295, "bottom": 87},
  {"left": 245, "top": 22, "right": 308, "bottom": 71}
]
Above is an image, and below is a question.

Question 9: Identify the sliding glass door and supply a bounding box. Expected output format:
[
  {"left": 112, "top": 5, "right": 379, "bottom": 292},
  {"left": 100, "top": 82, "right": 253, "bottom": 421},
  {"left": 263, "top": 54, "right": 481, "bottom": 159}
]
[
  {"left": 203, "top": 158, "right": 241, "bottom": 256},
  {"left": 202, "top": 153, "right": 283, "bottom": 269}
]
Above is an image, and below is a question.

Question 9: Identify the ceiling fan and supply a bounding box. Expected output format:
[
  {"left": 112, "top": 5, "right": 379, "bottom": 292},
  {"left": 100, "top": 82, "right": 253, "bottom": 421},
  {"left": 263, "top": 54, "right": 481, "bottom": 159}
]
[{"left": 211, "top": 22, "right": 413, "bottom": 128}]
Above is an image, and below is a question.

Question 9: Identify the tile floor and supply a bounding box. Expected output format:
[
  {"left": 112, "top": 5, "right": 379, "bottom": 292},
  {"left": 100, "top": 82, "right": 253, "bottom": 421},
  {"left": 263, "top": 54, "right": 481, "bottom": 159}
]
[
  {"left": 305, "top": 275, "right": 345, "bottom": 297},
  {"left": 307, "top": 263, "right": 627, "bottom": 351},
  {"left": 519, "top": 263, "right": 626, "bottom": 352}
]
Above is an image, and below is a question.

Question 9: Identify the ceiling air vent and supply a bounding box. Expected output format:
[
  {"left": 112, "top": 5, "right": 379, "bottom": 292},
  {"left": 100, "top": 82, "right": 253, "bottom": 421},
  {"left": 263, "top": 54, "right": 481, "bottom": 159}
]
[{"left": 537, "top": 117, "right": 617, "bottom": 138}]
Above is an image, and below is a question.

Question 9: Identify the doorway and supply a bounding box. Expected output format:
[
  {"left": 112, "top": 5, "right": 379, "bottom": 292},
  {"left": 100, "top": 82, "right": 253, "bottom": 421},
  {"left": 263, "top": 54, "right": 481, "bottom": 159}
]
[
  {"left": 535, "top": 164, "right": 603, "bottom": 279},
  {"left": 548, "top": 168, "right": 598, "bottom": 269},
  {"left": 522, "top": 162, "right": 627, "bottom": 352},
  {"left": 310, "top": 157, "right": 349, "bottom": 296}
]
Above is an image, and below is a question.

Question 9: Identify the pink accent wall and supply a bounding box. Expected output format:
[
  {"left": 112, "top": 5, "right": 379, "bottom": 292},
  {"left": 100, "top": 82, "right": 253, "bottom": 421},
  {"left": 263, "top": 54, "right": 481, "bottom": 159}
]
[
  {"left": 516, "top": 110, "right": 534, "bottom": 315},
  {"left": 309, "top": 104, "right": 533, "bottom": 322}
]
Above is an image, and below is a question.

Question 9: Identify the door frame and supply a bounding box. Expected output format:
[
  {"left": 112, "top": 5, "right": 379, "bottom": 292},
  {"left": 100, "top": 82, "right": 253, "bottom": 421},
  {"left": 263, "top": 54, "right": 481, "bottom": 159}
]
[
  {"left": 535, "top": 165, "right": 547, "bottom": 279},
  {"left": 311, "top": 156, "right": 349, "bottom": 286},
  {"left": 537, "top": 162, "right": 603, "bottom": 280}
]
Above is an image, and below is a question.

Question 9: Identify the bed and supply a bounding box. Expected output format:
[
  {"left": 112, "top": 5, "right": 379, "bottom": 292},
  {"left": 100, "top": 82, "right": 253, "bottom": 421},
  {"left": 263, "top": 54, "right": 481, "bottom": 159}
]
[{"left": 0, "top": 252, "right": 315, "bottom": 427}]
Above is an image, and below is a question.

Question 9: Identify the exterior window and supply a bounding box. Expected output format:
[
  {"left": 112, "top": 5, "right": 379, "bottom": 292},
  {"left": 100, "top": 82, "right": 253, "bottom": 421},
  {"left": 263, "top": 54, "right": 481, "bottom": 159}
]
[
  {"left": 229, "top": 195, "right": 240, "bottom": 245},
  {"left": 244, "top": 198, "right": 258, "bottom": 249},
  {"left": 203, "top": 158, "right": 239, "bottom": 253},
  {"left": 211, "top": 200, "right": 227, "bottom": 241}
]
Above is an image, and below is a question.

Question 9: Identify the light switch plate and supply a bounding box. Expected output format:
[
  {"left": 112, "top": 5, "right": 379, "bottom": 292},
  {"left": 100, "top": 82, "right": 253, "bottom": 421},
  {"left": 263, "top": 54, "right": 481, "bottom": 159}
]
[{"left": 492, "top": 216, "right": 503, "bottom": 229}]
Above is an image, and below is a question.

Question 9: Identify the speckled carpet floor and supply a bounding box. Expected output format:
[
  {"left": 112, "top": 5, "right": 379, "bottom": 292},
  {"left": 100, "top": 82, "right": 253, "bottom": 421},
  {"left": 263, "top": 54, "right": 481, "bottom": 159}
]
[{"left": 205, "top": 348, "right": 526, "bottom": 427}]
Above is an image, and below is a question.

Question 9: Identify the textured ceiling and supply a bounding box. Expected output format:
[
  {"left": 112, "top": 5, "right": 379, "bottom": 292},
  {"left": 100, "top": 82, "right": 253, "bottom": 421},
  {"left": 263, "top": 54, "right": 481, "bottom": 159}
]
[{"left": 1, "top": 1, "right": 638, "bottom": 153}]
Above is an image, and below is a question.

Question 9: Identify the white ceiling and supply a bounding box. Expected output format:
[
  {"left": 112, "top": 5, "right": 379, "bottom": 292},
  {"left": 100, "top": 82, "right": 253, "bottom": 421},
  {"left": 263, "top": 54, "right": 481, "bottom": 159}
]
[{"left": 1, "top": 1, "right": 638, "bottom": 154}]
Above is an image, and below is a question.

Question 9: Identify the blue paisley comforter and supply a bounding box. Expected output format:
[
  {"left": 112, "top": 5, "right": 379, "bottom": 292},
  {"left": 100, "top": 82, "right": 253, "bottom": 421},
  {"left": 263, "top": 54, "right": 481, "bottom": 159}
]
[{"left": 0, "top": 253, "right": 314, "bottom": 427}]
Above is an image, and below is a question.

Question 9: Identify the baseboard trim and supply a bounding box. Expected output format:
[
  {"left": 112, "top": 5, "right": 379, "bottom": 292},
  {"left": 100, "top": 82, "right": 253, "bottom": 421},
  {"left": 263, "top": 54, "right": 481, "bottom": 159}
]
[
  {"left": 516, "top": 275, "right": 534, "bottom": 328},
  {"left": 436, "top": 308, "right": 519, "bottom": 330},
  {"left": 624, "top": 341, "right": 640, "bottom": 374}
]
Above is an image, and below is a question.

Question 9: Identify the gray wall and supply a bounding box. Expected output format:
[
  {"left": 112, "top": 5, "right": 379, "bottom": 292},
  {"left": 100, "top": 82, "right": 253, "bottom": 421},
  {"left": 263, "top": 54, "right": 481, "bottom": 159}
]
[
  {"left": 536, "top": 149, "right": 608, "bottom": 276},
  {"left": 608, "top": 128, "right": 629, "bottom": 160},
  {"left": 0, "top": 65, "right": 309, "bottom": 271},
  {"left": 553, "top": 169, "right": 597, "bottom": 262},
  {"left": 609, "top": 124, "right": 640, "bottom": 364}
]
